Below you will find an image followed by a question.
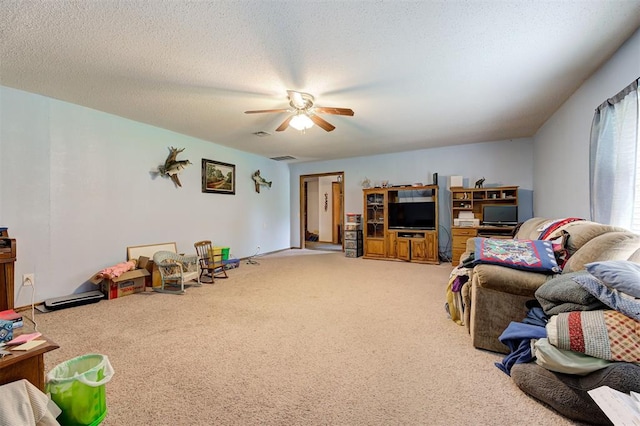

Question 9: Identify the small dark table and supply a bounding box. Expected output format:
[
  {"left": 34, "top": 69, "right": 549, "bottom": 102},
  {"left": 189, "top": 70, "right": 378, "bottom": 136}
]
[{"left": 0, "top": 335, "right": 59, "bottom": 391}]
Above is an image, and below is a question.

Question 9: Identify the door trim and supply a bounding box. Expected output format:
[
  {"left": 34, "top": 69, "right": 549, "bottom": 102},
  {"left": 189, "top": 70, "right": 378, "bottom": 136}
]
[{"left": 299, "top": 172, "right": 345, "bottom": 250}]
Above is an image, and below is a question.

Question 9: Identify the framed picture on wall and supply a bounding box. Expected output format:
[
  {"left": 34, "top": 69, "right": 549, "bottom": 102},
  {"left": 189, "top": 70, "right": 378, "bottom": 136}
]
[{"left": 201, "top": 159, "right": 236, "bottom": 194}]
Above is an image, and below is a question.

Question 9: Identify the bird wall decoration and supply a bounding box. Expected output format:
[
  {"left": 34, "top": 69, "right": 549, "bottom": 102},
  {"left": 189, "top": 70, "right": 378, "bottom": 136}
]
[
  {"left": 252, "top": 170, "right": 272, "bottom": 193},
  {"left": 158, "top": 146, "right": 191, "bottom": 187}
]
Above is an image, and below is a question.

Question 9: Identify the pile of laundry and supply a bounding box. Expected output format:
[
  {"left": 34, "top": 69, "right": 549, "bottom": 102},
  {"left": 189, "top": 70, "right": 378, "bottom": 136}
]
[{"left": 495, "top": 259, "right": 640, "bottom": 424}]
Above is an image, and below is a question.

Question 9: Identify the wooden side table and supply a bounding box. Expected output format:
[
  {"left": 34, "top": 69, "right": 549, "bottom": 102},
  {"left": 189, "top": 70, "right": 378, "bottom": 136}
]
[{"left": 0, "top": 335, "right": 59, "bottom": 391}]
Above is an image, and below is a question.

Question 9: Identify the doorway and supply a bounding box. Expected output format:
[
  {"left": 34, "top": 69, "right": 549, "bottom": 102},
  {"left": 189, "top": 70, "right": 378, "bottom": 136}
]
[{"left": 300, "top": 172, "right": 344, "bottom": 251}]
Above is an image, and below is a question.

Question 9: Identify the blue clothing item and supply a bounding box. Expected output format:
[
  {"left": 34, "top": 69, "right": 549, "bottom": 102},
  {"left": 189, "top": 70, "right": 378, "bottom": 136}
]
[
  {"left": 522, "top": 306, "right": 548, "bottom": 327},
  {"left": 495, "top": 321, "right": 547, "bottom": 376}
]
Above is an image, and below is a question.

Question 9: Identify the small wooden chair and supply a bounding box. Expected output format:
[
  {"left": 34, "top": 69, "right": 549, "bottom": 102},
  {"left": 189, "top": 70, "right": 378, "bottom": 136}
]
[{"left": 194, "top": 240, "right": 229, "bottom": 283}]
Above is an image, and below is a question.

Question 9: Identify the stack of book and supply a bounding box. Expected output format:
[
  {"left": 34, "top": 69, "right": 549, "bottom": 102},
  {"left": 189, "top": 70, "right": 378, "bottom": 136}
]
[{"left": 0, "top": 309, "right": 23, "bottom": 329}]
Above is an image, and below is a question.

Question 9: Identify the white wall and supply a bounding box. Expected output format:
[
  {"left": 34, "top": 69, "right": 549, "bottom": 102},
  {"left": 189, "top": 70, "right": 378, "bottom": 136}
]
[
  {"left": 318, "top": 176, "right": 334, "bottom": 242},
  {"left": 290, "top": 138, "right": 534, "bottom": 256},
  {"left": 306, "top": 179, "right": 319, "bottom": 234},
  {"left": 1, "top": 86, "right": 290, "bottom": 306},
  {"left": 534, "top": 27, "right": 640, "bottom": 218}
]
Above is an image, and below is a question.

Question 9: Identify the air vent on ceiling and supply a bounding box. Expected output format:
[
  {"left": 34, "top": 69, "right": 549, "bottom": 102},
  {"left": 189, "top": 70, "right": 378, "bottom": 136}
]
[
  {"left": 253, "top": 131, "right": 271, "bottom": 137},
  {"left": 270, "top": 155, "right": 296, "bottom": 161}
]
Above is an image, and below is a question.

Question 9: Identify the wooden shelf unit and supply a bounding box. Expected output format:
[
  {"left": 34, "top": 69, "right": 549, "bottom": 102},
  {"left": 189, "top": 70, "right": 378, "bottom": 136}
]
[
  {"left": 450, "top": 186, "right": 518, "bottom": 264},
  {"left": 0, "top": 230, "right": 16, "bottom": 311},
  {"left": 363, "top": 185, "right": 439, "bottom": 264}
]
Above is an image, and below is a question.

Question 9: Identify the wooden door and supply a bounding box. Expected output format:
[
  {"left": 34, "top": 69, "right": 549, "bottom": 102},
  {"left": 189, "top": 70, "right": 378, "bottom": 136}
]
[
  {"left": 397, "top": 238, "right": 410, "bottom": 261},
  {"left": 386, "top": 232, "right": 397, "bottom": 258},
  {"left": 424, "top": 232, "right": 438, "bottom": 262},
  {"left": 410, "top": 239, "right": 427, "bottom": 261},
  {"left": 365, "top": 239, "right": 386, "bottom": 257},
  {"left": 332, "top": 182, "right": 342, "bottom": 244}
]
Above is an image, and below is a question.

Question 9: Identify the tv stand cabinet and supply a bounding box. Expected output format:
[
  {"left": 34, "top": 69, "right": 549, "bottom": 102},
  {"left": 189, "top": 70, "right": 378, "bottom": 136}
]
[
  {"left": 450, "top": 186, "right": 518, "bottom": 263},
  {"left": 363, "top": 185, "right": 439, "bottom": 264}
]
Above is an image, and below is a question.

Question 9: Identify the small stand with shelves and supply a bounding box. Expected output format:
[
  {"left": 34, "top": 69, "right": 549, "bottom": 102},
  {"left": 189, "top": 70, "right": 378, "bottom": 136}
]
[
  {"left": 363, "top": 185, "right": 439, "bottom": 264},
  {"left": 450, "top": 186, "right": 518, "bottom": 264},
  {"left": 344, "top": 213, "right": 363, "bottom": 258}
]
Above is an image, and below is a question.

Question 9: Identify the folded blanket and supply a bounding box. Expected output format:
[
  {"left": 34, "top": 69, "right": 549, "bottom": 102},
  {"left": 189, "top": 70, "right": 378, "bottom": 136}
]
[
  {"left": 536, "top": 217, "right": 584, "bottom": 240},
  {"left": 535, "top": 271, "right": 607, "bottom": 315},
  {"left": 97, "top": 260, "right": 137, "bottom": 280},
  {"left": 533, "top": 338, "right": 612, "bottom": 376},
  {"left": 548, "top": 310, "right": 640, "bottom": 363}
]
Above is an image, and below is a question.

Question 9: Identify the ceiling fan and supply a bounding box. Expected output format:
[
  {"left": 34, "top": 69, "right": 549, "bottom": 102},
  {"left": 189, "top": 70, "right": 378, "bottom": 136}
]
[{"left": 244, "top": 90, "right": 354, "bottom": 132}]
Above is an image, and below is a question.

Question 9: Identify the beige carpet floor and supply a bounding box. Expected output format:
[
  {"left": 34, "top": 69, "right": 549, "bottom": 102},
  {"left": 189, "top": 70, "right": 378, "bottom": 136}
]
[{"left": 31, "top": 250, "right": 575, "bottom": 425}]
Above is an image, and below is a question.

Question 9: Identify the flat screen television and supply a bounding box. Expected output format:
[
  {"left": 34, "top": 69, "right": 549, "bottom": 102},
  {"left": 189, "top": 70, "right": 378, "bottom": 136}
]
[
  {"left": 388, "top": 202, "right": 436, "bottom": 230},
  {"left": 482, "top": 205, "right": 518, "bottom": 226}
]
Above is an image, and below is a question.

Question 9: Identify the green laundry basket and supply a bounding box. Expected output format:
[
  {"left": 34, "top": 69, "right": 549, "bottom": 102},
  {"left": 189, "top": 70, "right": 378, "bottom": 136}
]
[{"left": 46, "top": 354, "right": 114, "bottom": 426}]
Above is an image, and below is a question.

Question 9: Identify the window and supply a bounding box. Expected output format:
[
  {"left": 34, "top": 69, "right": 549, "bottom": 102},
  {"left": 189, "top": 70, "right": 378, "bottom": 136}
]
[
  {"left": 590, "top": 78, "right": 640, "bottom": 231},
  {"left": 633, "top": 132, "right": 640, "bottom": 232}
]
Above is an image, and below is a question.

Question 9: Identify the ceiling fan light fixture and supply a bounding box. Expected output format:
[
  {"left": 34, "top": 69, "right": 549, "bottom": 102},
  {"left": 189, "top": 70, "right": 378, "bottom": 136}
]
[
  {"left": 290, "top": 113, "right": 314, "bottom": 131},
  {"left": 245, "top": 90, "right": 352, "bottom": 132}
]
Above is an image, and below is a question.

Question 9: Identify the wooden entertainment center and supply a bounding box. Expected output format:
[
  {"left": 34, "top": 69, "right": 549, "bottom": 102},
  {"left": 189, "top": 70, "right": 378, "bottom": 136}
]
[
  {"left": 362, "top": 185, "right": 439, "bottom": 264},
  {"left": 450, "top": 186, "right": 519, "bottom": 263}
]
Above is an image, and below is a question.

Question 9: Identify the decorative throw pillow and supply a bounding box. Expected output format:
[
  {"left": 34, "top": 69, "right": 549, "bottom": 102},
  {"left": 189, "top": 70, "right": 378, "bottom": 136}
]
[
  {"left": 585, "top": 260, "right": 640, "bottom": 298},
  {"left": 473, "top": 238, "right": 561, "bottom": 273}
]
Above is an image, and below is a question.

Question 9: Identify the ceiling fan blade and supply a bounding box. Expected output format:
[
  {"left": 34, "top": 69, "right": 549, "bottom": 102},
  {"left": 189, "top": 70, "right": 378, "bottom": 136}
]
[
  {"left": 314, "top": 107, "right": 354, "bottom": 116},
  {"left": 275, "top": 116, "right": 293, "bottom": 132},
  {"left": 244, "top": 109, "right": 289, "bottom": 114},
  {"left": 309, "top": 115, "right": 336, "bottom": 132}
]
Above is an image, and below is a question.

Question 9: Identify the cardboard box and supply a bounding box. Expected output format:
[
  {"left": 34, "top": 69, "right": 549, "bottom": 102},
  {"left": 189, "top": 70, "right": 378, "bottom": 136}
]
[
  {"left": 126, "top": 242, "right": 177, "bottom": 288},
  {"left": 100, "top": 269, "right": 150, "bottom": 300}
]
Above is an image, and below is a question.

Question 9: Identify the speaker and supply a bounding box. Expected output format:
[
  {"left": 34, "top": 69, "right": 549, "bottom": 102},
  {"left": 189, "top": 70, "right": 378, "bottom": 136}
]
[{"left": 432, "top": 172, "right": 438, "bottom": 185}]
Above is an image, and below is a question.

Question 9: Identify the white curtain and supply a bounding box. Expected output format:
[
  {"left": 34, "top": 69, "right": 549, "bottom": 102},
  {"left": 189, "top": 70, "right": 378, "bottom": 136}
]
[{"left": 590, "top": 78, "right": 639, "bottom": 229}]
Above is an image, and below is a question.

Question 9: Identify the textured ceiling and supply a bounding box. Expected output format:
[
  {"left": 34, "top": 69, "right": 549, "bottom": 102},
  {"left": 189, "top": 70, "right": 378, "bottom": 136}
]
[{"left": 1, "top": 1, "right": 639, "bottom": 163}]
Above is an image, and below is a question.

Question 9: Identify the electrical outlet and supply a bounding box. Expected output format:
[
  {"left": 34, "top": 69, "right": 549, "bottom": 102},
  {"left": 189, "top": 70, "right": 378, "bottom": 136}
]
[{"left": 23, "top": 273, "right": 35, "bottom": 287}]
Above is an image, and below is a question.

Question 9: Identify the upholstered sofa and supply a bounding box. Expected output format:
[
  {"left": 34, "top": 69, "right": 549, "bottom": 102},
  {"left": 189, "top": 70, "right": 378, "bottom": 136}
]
[{"left": 460, "top": 217, "right": 640, "bottom": 353}]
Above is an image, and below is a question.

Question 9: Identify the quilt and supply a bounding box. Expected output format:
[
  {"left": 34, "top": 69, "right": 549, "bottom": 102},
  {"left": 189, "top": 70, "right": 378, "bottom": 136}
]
[
  {"left": 548, "top": 310, "right": 640, "bottom": 363},
  {"left": 473, "top": 238, "right": 561, "bottom": 273}
]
